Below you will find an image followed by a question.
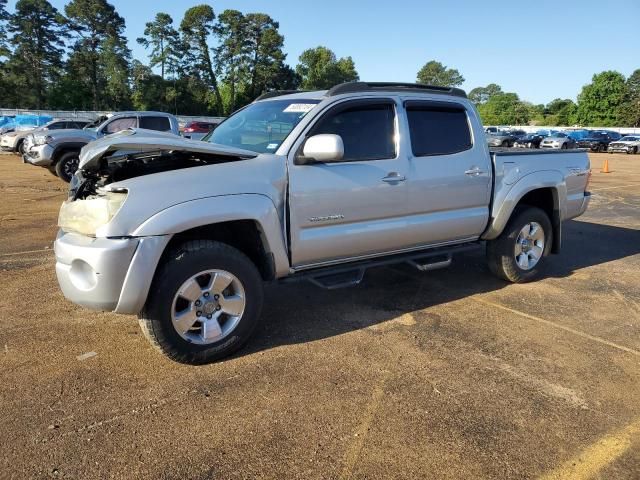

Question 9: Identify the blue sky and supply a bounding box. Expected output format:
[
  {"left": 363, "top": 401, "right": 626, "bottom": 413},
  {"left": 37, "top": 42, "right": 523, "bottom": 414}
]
[{"left": 6, "top": 0, "right": 640, "bottom": 104}]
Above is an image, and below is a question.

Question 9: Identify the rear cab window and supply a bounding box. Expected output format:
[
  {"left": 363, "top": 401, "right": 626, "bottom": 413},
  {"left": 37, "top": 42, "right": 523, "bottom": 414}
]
[
  {"left": 404, "top": 101, "right": 472, "bottom": 156},
  {"left": 139, "top": 116, "right": 172, "bottom": 132}
]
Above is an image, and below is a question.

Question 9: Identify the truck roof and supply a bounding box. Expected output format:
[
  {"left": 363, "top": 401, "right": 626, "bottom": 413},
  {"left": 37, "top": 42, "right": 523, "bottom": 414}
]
[{"left": 256, "top": 82, "right": 467, "bottom": 103}]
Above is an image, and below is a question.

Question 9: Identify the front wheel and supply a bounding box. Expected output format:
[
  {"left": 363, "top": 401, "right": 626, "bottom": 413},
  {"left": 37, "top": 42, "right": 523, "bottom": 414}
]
[
  {"left": 55, "top": 151, "right": 80, "bottom": 182},
  {"left": 487, "top": 206, "right": 552, "bottom": 283},
  {"left": 139, "top": 240, "right": 264, "bottom": 364}
]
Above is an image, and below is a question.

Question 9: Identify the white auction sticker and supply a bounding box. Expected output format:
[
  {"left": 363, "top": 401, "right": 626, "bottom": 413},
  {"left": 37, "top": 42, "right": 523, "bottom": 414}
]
[{"left": 283, "top": 103, "right": 316, "bottom": 113}]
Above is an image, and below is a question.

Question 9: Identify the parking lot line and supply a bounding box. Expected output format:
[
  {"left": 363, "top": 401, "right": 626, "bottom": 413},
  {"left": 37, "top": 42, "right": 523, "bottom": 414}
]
[
  {"left": 590, "top": 184, "right": 639, "bottom": 192},
  {"left": 472, "top": 297, "right": 640, "bottom": 357},
  {"left": 339, "top": 371, "right": 390, "bottom": 480},
  {"left": 538, "top": 417, "right": 640, "bottom": 480},
  {"left": 0, "top": 248, "right": 52, "bottom": 257}
]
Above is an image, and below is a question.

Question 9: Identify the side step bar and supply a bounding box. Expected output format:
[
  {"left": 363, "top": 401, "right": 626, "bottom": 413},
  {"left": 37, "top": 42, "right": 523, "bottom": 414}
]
[{"left": 282, "top": 242, "right": 482, "bottom": 290}]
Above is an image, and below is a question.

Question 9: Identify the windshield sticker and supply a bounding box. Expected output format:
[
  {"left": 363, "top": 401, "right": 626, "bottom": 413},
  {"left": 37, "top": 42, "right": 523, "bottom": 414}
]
[
  {"left": 266, "top": 143, "right": 278, "bottom": 150},
  {"left": 283, "top": 103, "right": 316, "bottom": 113}
]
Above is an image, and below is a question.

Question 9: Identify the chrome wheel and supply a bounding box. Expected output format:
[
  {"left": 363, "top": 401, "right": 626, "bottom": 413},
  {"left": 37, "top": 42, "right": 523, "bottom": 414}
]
[
  {"left": 514, "top": 222, "right": 545, "bottom": 270},
  {"left": 171, "top": 269, "right": 246, "bottom": 345}
]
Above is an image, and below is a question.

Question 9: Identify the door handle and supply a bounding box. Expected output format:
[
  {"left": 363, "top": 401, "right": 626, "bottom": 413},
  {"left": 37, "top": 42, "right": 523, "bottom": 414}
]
[
  {"left": 382, "top": 172, "right": 406, "bottom": 183},
  {"left": 465, "top": 167, "right": 485, "bottom": 176}
]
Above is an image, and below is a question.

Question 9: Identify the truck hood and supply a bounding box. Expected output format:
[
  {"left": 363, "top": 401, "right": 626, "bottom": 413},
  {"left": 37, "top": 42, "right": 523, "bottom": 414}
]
[
  {"left": 78, "top": 129, "right": 257, "bottom": 170},
  {"left": 47, "top": 128, "right": 98, "bottom": 142}
]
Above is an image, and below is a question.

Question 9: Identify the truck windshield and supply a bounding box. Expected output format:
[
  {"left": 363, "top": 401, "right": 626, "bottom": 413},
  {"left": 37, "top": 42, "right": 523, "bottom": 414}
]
[{"left": 207, "top": 99, "right": 320, "bottom": 153}]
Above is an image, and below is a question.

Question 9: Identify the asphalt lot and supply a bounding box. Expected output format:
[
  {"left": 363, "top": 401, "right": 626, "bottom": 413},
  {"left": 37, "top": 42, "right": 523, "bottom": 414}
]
[{"left": 0, "top": 151, "right": 639, "bottom": 479}]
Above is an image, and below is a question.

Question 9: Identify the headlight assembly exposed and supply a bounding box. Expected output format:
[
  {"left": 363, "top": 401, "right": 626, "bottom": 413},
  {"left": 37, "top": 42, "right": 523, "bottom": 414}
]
[{"left": 58, "top": 190, "right": 127, "bottom": 236}]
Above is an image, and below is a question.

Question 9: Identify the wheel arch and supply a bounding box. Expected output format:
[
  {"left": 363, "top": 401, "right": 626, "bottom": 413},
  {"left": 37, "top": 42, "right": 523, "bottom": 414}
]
[
  {"left": 132, "top": 194, "right": 290, "bottom": 279},
  {"left": 51, "top": 142, "right": 87, "bottom": 164},
  {"left": 483, "top": 171, "right": 566, "bottom": 253}
]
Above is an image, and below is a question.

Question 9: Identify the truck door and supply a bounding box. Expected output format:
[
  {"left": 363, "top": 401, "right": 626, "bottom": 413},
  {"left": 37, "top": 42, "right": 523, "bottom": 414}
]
[
  {"left": 402, "top": 100, "right": 492, "bottom": 245},
  {"left": 288, "top": 98, "right": 410, "bottom": 268}
]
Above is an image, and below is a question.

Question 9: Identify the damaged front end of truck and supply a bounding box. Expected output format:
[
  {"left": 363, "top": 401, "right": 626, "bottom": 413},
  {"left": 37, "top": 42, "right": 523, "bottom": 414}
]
[{"left": 59, "top": 129, "right": 259, "bottom": 237}]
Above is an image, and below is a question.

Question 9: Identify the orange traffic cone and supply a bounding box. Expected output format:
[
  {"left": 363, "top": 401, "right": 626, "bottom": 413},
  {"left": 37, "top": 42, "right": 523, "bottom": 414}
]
[{"left": 601, "top": 158, "right": 611, "bottom": 174}]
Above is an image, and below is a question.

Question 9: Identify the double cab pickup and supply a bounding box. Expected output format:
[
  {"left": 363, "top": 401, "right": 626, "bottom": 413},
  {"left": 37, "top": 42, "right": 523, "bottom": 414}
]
[{"left": 54, "top": 82, "right": 591, "bottom": 364}]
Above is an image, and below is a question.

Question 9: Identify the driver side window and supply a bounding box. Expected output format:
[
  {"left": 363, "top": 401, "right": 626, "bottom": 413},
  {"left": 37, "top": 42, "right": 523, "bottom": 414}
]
[
  {"left": 310, "top": 101, "right": 396, "bottom": 162},
  {"left": 103, "top": 117, "right": 137, "bottom": 134}
]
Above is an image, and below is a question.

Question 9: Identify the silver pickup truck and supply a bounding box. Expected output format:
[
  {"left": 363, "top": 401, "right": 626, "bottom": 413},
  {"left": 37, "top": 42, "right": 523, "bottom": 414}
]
[{"left": 54, "top": 82, "right": 591, "bottom": 364}]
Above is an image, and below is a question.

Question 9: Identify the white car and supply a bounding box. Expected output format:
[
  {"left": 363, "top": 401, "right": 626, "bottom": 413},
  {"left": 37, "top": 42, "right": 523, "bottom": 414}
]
[{"left": 607, "top": 136, "right": 640, "bottom": 154}]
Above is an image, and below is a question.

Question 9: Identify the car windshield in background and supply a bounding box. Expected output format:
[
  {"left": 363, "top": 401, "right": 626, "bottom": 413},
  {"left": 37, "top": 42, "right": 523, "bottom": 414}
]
[
  {"left": 621, "top": 136, "right": 639, "bottom": 141},
  {"left": 208, "top": 99, "right": 321, "bottom": 153}
]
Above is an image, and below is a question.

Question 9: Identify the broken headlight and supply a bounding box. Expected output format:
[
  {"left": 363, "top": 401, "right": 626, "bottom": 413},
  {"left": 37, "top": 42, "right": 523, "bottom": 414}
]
[{"left": 58, "top": 189, "right": 127, "bottom": 236}]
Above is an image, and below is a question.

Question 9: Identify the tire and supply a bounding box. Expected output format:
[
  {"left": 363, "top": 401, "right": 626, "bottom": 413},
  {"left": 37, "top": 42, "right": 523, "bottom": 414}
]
[
  {"left": 139, "top": 240, "right": 264, "bottom": 364},
  {"left": 598, "top": 144, "right": 606, "bottom": 153},
  {"left": 501, "top": 141, "right": 509, "bottom": 147},
  {"left": 55, "top": 151, "right": 80, "bottom": 182},
  {"left": 561, "top": 143, "right": 568, "bottom": 150},
  {"left": 47, "top": 166, "right": 58, "bottom": 177},
  {"left": 628, "top": 147, "right": 637, "bottom": 155},
  {"left": 16, "top": 139, "right": 25, "bottom": 155},
  {"left": 486, "top": 206, "right": 552, "bottom": 283}
]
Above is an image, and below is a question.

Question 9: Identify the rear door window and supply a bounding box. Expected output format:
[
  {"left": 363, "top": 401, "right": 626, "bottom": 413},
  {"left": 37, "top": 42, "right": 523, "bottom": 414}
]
[
  {"left": 139, "top": 116, "right": 171, "bottom": 131},
  {"left": 405, "top": 102, "right": 472, "bottom": 156}
]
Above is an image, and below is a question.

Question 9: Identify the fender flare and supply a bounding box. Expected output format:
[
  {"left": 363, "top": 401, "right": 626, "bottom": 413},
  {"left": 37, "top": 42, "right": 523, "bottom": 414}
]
[
  {"left": 132, "top": 194, "right": 290, "bottom": 278},
  {"left": 482, "top": 170, "right": 566, "bottom": 244},
  {"left": 52, "top": 142, "right": 88, "bottom": 164}
]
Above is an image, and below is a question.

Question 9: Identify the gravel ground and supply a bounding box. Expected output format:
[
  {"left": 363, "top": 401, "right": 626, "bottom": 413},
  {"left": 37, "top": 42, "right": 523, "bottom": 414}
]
[{"left": 0, "top": 152, "right": 639, "bottom": 479}]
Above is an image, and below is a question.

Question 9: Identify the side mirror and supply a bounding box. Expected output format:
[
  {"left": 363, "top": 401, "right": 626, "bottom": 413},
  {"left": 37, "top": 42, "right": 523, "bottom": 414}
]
[{"left": 297, "top": 134, "right": 344, "bottom": 164}]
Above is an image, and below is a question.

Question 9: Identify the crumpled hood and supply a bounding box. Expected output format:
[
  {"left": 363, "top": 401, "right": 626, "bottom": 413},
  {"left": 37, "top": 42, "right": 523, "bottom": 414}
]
[{"left": 78, "top": 129, "right": 258, "bottom": 170}]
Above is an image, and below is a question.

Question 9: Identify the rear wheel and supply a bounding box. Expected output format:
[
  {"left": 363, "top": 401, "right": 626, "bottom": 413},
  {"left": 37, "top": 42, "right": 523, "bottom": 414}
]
[
  {"left": 487, "top": 206, "right": 552, "bottom": 283},
  {"left": 139, "top": 240, "right": 264, "bottom": 364},
  {"left": 55, "top": 151, "right": 80, "bottom": 182}
]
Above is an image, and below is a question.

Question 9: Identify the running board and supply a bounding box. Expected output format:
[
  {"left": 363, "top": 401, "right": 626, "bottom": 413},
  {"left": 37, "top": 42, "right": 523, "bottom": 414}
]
[{"left": 282, "top": 242, "right": 482, "bottom": 290}]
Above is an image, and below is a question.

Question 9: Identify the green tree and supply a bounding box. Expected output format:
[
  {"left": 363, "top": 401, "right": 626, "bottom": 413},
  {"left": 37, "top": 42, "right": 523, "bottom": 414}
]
[
  {"left": 296, "top": 46, "right": 358, "bottom": 90},
  {"left": 416, "top": 60, "right": 464, "bottom": 87},
  {"left": 65, "top": 0, "right": 131, "bottom": 110},
  {"left": 477, "top": 92, "right": 530, "bottom": 125},
  {"left": 213, "top": 9, "right": 248, "bottom": 113},
  {"left": 0, "top": 0, "right": 9, "bottom": 59},
  {"left": 243, "top": 13, "right": 292, "bottom": 99},
  {"left": 137, "top": 12, "right": 180, "bottom": 80},
  {"left": 180, "top": 4, "right": 223, "bottom": 114},
  {"left": 575, "top": 71, "right": 628, "bottom": 127},
  {"left": 621, "top": 69, "right": 640, "bottom": 127},
  {"left": 544, "top": 98, "right": 576, "bottom": 126},
  {"left": 468, "top": 83, "right": 502, "bottom": 104},
  {"left": 4, "top": 0, "right": 67, "bottom": 108}
]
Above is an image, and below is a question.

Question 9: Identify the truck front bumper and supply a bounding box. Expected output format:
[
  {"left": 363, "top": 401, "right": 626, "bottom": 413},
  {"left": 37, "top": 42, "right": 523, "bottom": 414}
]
[
  {"left": 23, "top": 144, "right": 53, "bottom": 166},
  {"left": 54, "top": 231, "right": 170, "bottom": 314}
]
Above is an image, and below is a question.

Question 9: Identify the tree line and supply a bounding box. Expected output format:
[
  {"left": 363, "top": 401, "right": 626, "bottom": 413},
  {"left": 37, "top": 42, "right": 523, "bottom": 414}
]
[
  {"left": 0, "top": 0, "right": 638, "bottom": 126},
  {"left": 0, "top": 0, "right": 358, "bottom": 115},
  {"left": 417, "top": 60, "right": 640, "bottom": 127}
]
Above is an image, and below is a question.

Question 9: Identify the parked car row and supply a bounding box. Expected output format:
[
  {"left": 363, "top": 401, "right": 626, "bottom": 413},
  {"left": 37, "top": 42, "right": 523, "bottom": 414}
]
[
  {"left": 14, "top": 111, "right": 180, "bottom": 182},
  {"left": 485, "top": 127, "right": 637, "bottom": 153}
]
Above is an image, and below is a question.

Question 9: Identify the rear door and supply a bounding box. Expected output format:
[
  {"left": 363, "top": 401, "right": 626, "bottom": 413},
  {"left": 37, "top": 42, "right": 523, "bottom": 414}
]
[
  {"left": 288, "top": 98, "right": 410, "bottom": 267},
  {"left": 402, "top": 99, "right": 492, "bottom": 245}
]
